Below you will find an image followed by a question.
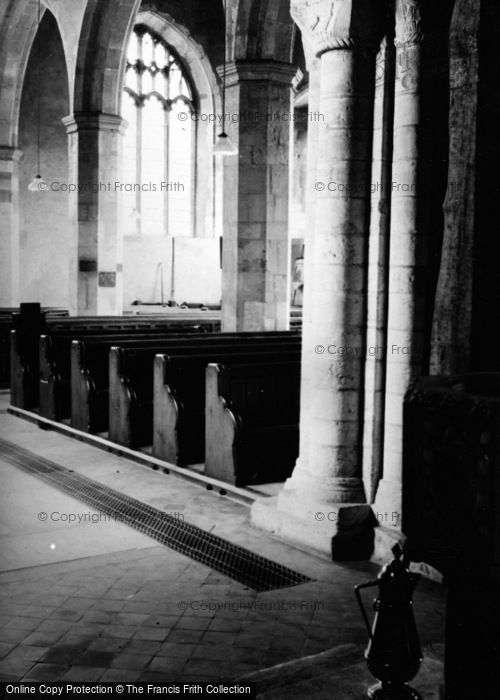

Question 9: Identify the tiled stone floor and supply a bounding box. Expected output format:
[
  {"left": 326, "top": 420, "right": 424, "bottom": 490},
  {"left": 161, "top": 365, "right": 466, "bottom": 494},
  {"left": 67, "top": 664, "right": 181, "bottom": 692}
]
[{"left": 0, "top": 393, "right": 446, "bottom": 686}]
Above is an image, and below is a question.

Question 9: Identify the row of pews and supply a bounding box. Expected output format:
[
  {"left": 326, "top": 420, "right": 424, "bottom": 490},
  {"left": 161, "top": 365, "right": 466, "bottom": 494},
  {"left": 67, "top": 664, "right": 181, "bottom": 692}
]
[
  {"left": 10, "top": 306, "right": 302, "bottom": 487},
  {"left": 0, "top": 306, "right": 69, "bottom": 389}
]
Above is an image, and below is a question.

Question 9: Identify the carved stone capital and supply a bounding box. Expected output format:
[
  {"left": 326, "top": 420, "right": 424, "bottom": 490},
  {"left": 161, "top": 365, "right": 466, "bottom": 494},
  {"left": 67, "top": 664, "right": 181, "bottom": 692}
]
[
  {"left": 395, "top": 0, "right": 424, "bottom": 48},
  {"left": 0, "top": 146, "right": 23, "bottom": 162},
  {"left": 62, "top": 113, "right": 128, "bottom": 135},
  {"left": 220, "top": 61, "right": 299, "bottom": 88},
  {"left": 291, "top": 0, "right": 385, "bottom": 56}
]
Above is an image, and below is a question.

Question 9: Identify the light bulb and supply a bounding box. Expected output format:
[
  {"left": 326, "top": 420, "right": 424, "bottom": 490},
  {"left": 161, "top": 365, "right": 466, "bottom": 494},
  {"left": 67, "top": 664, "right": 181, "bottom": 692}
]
[
  {"left": 28, "top": 174, "right": 47, "bottom": 192},
  {"left": 213, "top": 132, "right": 238, "bottom": 156}
]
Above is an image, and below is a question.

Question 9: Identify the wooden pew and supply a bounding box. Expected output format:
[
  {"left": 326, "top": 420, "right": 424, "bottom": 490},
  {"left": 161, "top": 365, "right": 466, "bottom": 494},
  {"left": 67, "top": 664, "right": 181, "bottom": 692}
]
[
  {"left": 11, "top": 312, "right": 220, "bottom": 409},
  {"left": 3, "top": 305, "right": 68, "bottom": 395},
  {"left": 205, "top": 361, "right": 301, "bottom": 486},
  {"left": 110, "top": 340, "right": 301, "bottom": 451},
  {"left": 70, "top": 332, "right": 222, "bottom": 432},
  {"left": 41, "top": 326, "right": 217, "bottom": 423},
  {"left": 0, "top": 313, "right": 12, "bottom": 390},
  {"left": 9, "top": 304, "right": 47, "bottom": 408},
  {"left": 73, "top": 332, "right": 299, "bottom": 435},
  {"left": 152, "top": 341, "right": 301, "bottom": 464}
]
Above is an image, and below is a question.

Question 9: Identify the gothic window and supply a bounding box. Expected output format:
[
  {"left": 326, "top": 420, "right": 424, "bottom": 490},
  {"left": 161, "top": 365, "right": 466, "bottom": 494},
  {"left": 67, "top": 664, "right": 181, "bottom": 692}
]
[{"left": 122, "top": 25, "right": 195, "bottom": 236}]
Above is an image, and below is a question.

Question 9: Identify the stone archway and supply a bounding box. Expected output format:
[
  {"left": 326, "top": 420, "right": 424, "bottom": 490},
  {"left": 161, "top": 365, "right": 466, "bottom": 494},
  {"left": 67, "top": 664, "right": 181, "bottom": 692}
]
[
  {"left": 0, "top": 0, "right": 74, "bottom": 306},
  {"left": 230, "top": 0, "right": 295, "bottom": 61},
  {"left": 0, "top": 0, "right": 43, "bottom": 148},
  {"left": 73, "top": 0, "right": 142, "bottom": 115},
  {"left": 67, "top": 0, "right": 142, "bottom": 315},
  {"left": 17, "top": 8, "right": 71, "bottom": 307}
]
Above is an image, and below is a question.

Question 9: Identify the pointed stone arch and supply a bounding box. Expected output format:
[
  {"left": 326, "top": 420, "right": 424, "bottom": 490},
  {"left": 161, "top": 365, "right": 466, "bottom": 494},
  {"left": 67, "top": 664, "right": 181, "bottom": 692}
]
[
  {"left": 229, "top": 0, "right": 296, "bottom": 61},
  {"left": 0, "top": 0, "right": 72, "bottom": 306},
  {"left": 73, "top": 0, "right": 142, "bottom": 115},
  {"left": 0, "top": 0, "right": 81, "bottom": 145}
]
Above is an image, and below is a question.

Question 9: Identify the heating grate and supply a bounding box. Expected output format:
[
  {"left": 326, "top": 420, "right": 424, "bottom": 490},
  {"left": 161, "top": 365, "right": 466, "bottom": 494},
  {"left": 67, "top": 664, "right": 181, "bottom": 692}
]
[{"left": 0, "top": 438, "right": 312, "bottom": 591}]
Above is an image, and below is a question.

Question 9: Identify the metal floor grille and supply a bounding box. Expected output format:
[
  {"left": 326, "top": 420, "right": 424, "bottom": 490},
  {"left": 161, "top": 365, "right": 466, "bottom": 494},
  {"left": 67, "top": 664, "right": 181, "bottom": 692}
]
[{"left": 0, "top": 437, "right": 311, "bottom": 592}]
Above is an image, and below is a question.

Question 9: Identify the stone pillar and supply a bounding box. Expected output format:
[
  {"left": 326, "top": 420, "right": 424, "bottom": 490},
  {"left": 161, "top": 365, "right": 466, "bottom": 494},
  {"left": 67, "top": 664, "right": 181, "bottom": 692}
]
[
  {"left": 374, "top": 0, "right": 425, "bottom": 530},
  {"left": 362, "top": 36, "right": 396, "bottom": 504},
  {"left": 63, "top": 113, "right": 126, "bottom": 316},
  {"left": 252, "top": 0, "right": 384, "bottom": 557},
  {"left": 221, "top": 61, "right": 297, "bottom": 332},
  {"left": 0, "top": 147, "right": 22, "bottom": 306},
  {"left": 292, "top": 52, "right": 321, "bottom": 481}
]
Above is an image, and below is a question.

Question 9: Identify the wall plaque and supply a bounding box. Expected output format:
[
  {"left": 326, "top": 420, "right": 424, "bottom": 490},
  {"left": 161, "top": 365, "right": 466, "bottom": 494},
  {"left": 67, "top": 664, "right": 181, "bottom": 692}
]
[{"left": 98, "top": 272, "right": 116, "bottom": 288}]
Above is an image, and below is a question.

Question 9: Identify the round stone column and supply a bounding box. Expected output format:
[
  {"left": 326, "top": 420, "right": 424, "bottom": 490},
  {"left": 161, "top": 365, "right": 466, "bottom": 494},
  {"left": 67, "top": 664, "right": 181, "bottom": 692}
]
[
  {"left": 287, "top": 50, "right": 321, "bottom": 491},
  {"left": 374, "top": 0, "right": 426, "bottom": 526},
  {"left": 302, "top": 47, "right": 375, "bottom": 504},
  {"left": 252, "top": 0, "right": 385, "bottom": 556},
  {"left": 362, "top": 35, "right": 395, "bottom": 504}
]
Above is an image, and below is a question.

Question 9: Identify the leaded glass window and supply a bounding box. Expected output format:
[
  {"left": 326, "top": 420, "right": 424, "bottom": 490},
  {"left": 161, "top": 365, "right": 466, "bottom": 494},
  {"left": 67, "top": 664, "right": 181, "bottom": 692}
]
[{"left": 122, "top": 26, "right": 195, "bottom": 236}]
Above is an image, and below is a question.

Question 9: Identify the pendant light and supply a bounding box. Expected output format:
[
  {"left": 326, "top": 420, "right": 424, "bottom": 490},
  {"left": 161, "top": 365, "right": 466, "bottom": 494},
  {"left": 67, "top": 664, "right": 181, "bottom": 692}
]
[
  {"left": 28, "top": 0, "right": 47, "bottom": 192},
  {"left": 214, "top": 0, "right": 238, "bottom": 156}
]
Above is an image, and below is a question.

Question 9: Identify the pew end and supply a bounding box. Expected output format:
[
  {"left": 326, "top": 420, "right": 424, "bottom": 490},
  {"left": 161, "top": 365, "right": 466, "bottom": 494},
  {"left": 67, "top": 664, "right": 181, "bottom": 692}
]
[
  {"left": 10, "top": 329, "right": 38, "bottom": 409},
  {"left": 109, "top": 346, "right": 134, "bottom": 447},
  {"left": 10, "top": 330, "right": 24, "bottom": 408},
  {"left": 204, "top": 360, "right": 300, "bottom": 487},
  {"left": 153, "top": 354, "right": 181, "bottom": 464},
  {"left": 39, "top": 335, "right": 57, "bottom": 420},
  {"left": 205, "top": 363, "right": 239, "bottom": 485},
  {"left": 71, "top": 340, "right": 93, "bottom": 432}
]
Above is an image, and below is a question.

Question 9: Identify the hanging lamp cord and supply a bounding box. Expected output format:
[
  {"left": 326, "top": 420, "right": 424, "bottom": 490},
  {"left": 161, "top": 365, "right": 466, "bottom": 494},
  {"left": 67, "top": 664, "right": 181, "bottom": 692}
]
[
  {"left": 221, "top": 0, "right": 227, "bottom": 134},
  {"left": 36, "top": 0, "right": 41, "bottom": 175}
]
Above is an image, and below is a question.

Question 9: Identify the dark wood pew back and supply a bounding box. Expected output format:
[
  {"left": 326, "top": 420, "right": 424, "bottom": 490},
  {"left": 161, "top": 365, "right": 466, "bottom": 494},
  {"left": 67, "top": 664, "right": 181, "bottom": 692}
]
[
  {"left": 205, "top": 361, "right": 301, "bottom": 486},
  {"left": 72, "top": 332, "right": 300, "bottom": 434},
  {"left": 41, "top": 327, "right": 218, "bottom": 422},
  {"left": 152, "top": 343, "right": 301, "bottom": 464},
  {"left": 0, "top": 306, "right": 68, "bottom": 390},
  {"left": 110, "top": 341, "right": 301, "bottom": 452},
  {"left": 11, "top": 313, "right": 220, "bottom": 409}
]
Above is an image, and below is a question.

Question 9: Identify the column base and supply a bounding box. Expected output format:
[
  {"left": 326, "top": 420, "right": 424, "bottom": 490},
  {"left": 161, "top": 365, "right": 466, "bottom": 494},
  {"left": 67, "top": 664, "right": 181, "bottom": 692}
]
[
  {"left": 373, "top": 478, "right": 402, "bottom": 527},
  {"left": 251, "top": 496, "right": 375, "bottom": 560}
]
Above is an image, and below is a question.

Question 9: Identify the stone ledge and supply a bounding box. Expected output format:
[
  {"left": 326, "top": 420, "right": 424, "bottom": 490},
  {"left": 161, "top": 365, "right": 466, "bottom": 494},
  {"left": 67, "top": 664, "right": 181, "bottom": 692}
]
[
  {"left": 237, "top": 643, "right": 444, "bottom": 699},
  {"left": 236, "top": 643, "right": 363, "bottom": 692}
]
